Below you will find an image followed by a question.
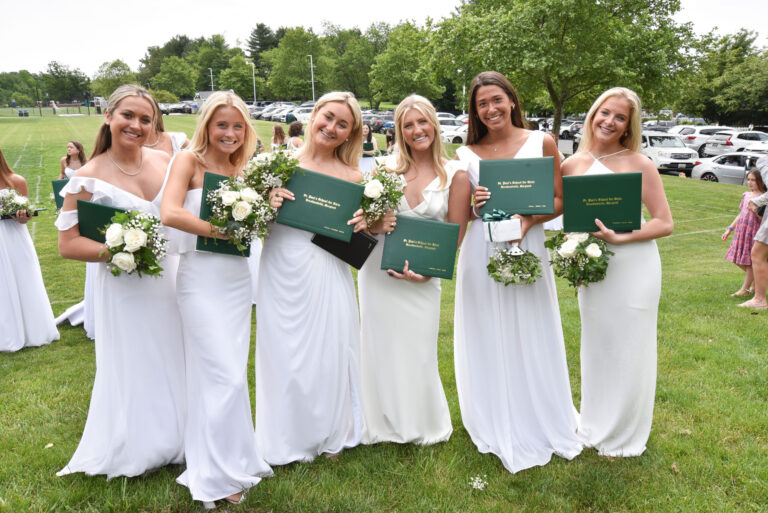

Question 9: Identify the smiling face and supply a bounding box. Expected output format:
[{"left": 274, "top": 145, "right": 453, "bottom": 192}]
[
  {"left": 105, "top": 96, "right": 154, "bottom": 148},
  {"left": 400, "top": 107, "right": 435, "bottom": 154},
  {"left": 591, "top": 95, "right": 631, "bottom": 146},
  {"left": 474, "top": 85, "right": 514, "bottom": 132},
  {"left": 207, "top": 106, "right": 246, "bottom": 156},
  {"left": 311, "top": 101, "right": 353, "bottom": 151}
]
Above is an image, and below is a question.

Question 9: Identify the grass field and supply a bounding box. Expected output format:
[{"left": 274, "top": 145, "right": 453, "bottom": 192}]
[{"left": 0, "top": 114, "right": 766, "bottom": 513}]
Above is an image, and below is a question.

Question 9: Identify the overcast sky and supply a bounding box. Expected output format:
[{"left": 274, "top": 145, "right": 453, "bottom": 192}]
[{"left": 0, "top": 0, "right": 766, "bottom": 76}]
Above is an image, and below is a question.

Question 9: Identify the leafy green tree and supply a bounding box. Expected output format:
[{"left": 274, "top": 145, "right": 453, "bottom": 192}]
[
  {"left": 369, "top": 22, "right": 443, "bottom": 105},
  {"left": 152, "top": 56, "right": 197, "bottom": 99},
  {"left": 149, "top": 89, "right": 178, "bottom": 103},
  {"left": 220, "top": 55, "right": 264, "bottom": 101},
  {"left": 138, "top": 35, "right": 198, "bottom": 85},
  {"left": 715, "top": 51, "right": 768, "bottom": 125},
  {"left": 246, "top": 23, "right": 287, "bottom": 77},
  {"left": 91, "top": 60, "right": 137, "bottom": 98},
  {"left": 188, "top": 35, "right": 243, "bottom": 92},
  {"left": 0, "top": 71, "right": 39, "bottom": 107},
  {"left": 41, "top": 61, "right": 90, "bottom": 103},
  {"left": 265, "top": 27, "right": 328, "bottom": 100}
]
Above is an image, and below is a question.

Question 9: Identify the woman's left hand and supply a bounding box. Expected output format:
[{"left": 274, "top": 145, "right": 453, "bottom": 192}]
[
  {"left": 348, "top": 208, "right": 367, "bottom": 232},
  {"left": 590, "top": 218, "right": 621, "bottom": 244},
  {"left": 387, "top": 260, "right": 431, "bottom": 282},
  {"left": 13, "top": 209, "right": 31, "bottom": 224}
]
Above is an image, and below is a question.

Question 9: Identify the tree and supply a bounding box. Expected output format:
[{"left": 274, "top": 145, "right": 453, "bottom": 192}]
[
  {"left": 149, "top": 89, "right": 178, "bottom": 103},
  {"left": 369, "top": 22, "right": 443, "bottom": 105},
  {"left": 247, "top": 23, "right": 281, "bottom": 75},
  {"left": 265, "top": 27, "right": 328, "bottom": 100},
  {"left": 91, "top": 60, "right": 137, "bottom": 98},
  {"left": 433, "top": 0, "right": 692, "bottom": 135},
  {"left": 322, "top": 24, "right": 373, "bottom": 103},
  {"left": 41, "top": 61, "right": 90, "bottom": 103},
  {"left": 138, "top": 35, "right": 198, "bottom": 85},
  {"left": 0, "top": 70, "right": 39, "bottom": 107},
  {"left": 220, "top": 55, "right": 264, "bottom": 101},
  {"left": 188, "top": 35, "right": 242, "bottom": 92},
  {"left": 151, "top": 56, "right": 197, "bottom": 99},
  {"left": 715, "top": 51, "right": 768, "bottom": 125}
]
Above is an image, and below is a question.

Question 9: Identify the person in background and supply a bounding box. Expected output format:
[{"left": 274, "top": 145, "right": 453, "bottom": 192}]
[
  {"left": 359, "top": 123, "right": 378, "bottom": 177},
  {"left": 59, "top": 141, "right": 87, "bottom": 179},
  {"left": 144, "top": 96, "right": 189, "bottom": 156},
  {"left": 270, "top": 124, "right": 287, "bottom": 152},
  {"left": 287, "top": 121, "right": 304, "bottom": 151},
  {"left": 741, "top": 156, "right": 768, "bottom": 309},
  {"left": 385, "top": 127, "right": 398, "bottom": 155}
]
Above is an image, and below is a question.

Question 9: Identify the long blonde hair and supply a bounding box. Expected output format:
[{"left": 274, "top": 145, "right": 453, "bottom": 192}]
[
  {"left": 187, "top": 91, "right": 257, "bottom": 172},
  {"left": 91, "top": 84, "right": 155, "bottom": 158},
  {"left": 0, "top": 148, "right": 15, "bottom": 189},
  {"left": 578, "top": 87, "right": 642, "bottom": 154},
  {"left": 299, "top": 91, "right": 363, "bottom": 168},
  {"left": 393, "top": 95, "right": 448, "bottom": 188}
]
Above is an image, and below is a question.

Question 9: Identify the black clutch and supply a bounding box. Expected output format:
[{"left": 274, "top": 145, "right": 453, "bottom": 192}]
[{"left": 311, "top": 231, "right": 378, "bottom": 270}]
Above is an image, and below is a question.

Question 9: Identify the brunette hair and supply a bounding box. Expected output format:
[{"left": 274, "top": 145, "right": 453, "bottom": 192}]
[
  {"left": 288, "top": 121, "right": 303, "bottom": 137},
  {"left": 363, "top": 124, "right": 373, "bottom": 143},
  {"left": 467, "top": 71, "right": 526, "bottom": 145},
  {"left": 748, "top": 168, "right": 767, "bottom": 193},
  {"left": 0, "top": 148, "right": 14, "bottom": 189},
  {"left": 578, "top": 87, "right": 643, "bottom": 154},
  {"left": 393, "top": 94, "right": 448, "bottom": 188},
  {"left": 66, "top": 140, "right": 87, "bottom": 166},
  {"left": 299, "top": 91, "right": 363, "bottom": 168},
  {"left": 187, "top": 91, "right": 257, "bottom": 172},
  {"left": 147, "top": 93, "right": 166, "bottom": 133},
  {"left": 91, "top": 84, "right": 155, "bottom": 158},
  {"left": 272, "top": 124, "right": 286, "bottom": 145}
]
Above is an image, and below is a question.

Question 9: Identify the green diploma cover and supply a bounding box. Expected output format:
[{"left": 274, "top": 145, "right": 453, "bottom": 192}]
[
  {"left": 276, "top": 168, "right": 364, "bottom": 242},
  {"left": 562, "top": 172, "right": 642, "bottom": 232},
  {"left": 196, "top": 172, "right": 250, "bottom": 257},
  {"left": 478, "top": 157, "right": 555, "bottom": 215},
  {"left": 52, "top": 179, "right": 68, "bottom": 210},
  {"left": 76, "top": 200, "right": 125, "bottom": 243},
  {"left": 380, "top": 215, "right": 460, "bottom": 279},
  {"left": 363, "top": 142, "right": 374, "bottom": 152}
]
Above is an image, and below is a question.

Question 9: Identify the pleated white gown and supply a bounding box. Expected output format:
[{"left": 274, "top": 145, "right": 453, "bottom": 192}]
[
  {"left": 453, "top": 132, "right": 583, "bottom": 473},
  {"left": 255, "top": 223, "right": 363, "bottom": 465},
  {"left": 174, "top": 189, "right": 272, "bottom": 501},
  {"left": 0, "top": 189, "right": 59, "bottom": 352},
  {"left": 358, "top": 165, "right": 463, "bottom": 445},
  {"left": 576, "top": 159, "right": 661, "bottom": 457},
  {"left": 55, "top": 176, "right": 186, "bottom": 478}
]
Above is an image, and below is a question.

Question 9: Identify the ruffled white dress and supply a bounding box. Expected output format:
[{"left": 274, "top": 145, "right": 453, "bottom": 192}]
[
  {"left": 576, "top": 158, "right": 661, "bottom": 456},
  {"left": 0, "top": 189, "right": 59, "bottom": 352},
  {"left": 55, "top": 176, "right": 186, "bottom": 478},
  {"left": 453, "top": 131, "right": 583, "bottom": 473},
  {"left": 358, "top": 164, "right": 463, "bottom": 445},
  {"left": 255, "top": 223, "right": 363, "bottom": 465}
]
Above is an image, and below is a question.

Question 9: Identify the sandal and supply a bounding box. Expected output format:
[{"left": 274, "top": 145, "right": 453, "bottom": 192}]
[{"left": 730, "top": 289, "right": 751, "bottom": 297}]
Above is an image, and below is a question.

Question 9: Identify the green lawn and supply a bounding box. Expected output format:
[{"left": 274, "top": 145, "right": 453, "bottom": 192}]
[{"left": 0, "top": 115, "right": 766, "bottom": 513}]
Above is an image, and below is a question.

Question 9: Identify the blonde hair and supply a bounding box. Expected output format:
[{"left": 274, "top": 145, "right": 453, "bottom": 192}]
[
  {"left": 578, "top": 87, "right": 642, "bottom": 154},
  {"left": 92, "top": 84, "right": 155, "bottom": 158},
  {"left": 0, "top": 148, "right": 14, "bottom": 189},
  {"left": 147, "top": 93, "right": 166, "bottom": 133},
  {"left": 187, "top": 91, "right": 257, "bottom": 172},
  {"left": 393, "top": 95, "right": 448, "bottom": 188},
  {"left": 299, "top": 91, "right": 362, "bottom": 168}
]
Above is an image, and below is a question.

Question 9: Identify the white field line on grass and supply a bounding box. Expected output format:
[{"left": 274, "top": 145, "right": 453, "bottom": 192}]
[
  {"left": 51, "top": 298, "right": 84, "bottom": 305},
  {"left": 666, "top": 228, "right": 723, "bottom": 238},
  {"left": 13, "top": 155, "right": 21, "bottom": 167},
  {"left": 674, "top": 214, "right": 734, "bottom": 224},
  {"left": 668, "top": 198, "right": 737, "bottom": 216},
  {"left": 34, "top": 175, "right": 41, "bottom": 203}
]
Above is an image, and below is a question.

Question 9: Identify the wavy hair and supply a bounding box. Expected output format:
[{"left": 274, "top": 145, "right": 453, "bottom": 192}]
[
  {"left": 91, "top": 84, "right": 155, "bottom": 158},
  {"left": 467, "top": 71, "right": 527, "bottom": 145},
  {"left": 393, "top": 95, "right": 448, "bottom": 189},
  {"left": 0, "top": 148, "right": 14, "bottom": 189},
  {"left": 299, "top": 91, "right": 362, "bottom": 168},
  {"left": 66, "top": 140, "right": 87, "bottom": 166},
  {"left": 577, "top": 87, "right": 643, "bottom": 154}
]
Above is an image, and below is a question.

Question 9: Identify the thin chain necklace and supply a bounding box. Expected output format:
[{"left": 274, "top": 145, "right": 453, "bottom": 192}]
[
  {"left": 108, "top": 149, "right": 143, "bottom": 176},
  {"left": 589, "top": 148, "right": 629, "bottom": 161},
  {"left": 144, "top": 134, "right": 160, "bottom": 148}
]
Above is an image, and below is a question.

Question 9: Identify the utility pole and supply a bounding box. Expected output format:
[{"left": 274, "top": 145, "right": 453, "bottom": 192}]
[{"left": 307, "top": 55, "right": 315, "bottom": 102}]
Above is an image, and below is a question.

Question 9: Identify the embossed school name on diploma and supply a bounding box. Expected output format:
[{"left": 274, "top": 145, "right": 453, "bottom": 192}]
[
  {"left": 562, "top": 172, "right": 642, "bottom": 232},
  {"left": 276, "top": 168, "right": 364, "bottom": 242},
  {"left": 380, "top": 215, "right": 460, "bottom": 280},
  {"left": 478, "top": 157, "right": 555, "bottom": 215}
]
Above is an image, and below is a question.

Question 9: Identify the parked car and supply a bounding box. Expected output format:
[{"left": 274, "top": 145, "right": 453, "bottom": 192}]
[
  {"left": 441, "top": 124, "right": 468, "bottom": 144},
  {"left": 702, "top": 130, "right": 768, "bottom": 157},
  {"left": 456, "top": 113, "right": 469, "bottom": 123},
  {"left": 293, "top": 107, "right": 314, "bottom": 124},
  {"left": 374, "top": 114, "right": 394, "bottom": 133},
  {"left": 691, "top": 152, "right": 763, "bottom": 184},
  {"left": 641, "top": 131, "right": 698, "bottom": 175},
  {"left": 439, "top": 118, "right": 464, "bottom": 130},
  {"left": 436, "top": 112, "right": 456, "bottom": 119},
  {"left": 559, "top": 121, "right": 582, "bottom": 139},
  {"left": 667, "top": 125, "right": 732, "bottom": 157}
]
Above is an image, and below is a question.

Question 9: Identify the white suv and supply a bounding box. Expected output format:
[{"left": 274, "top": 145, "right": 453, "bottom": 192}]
[
  {"left": 667, "top": 125, "right": 731, "bottom": 157},
  {"left": 702, "top": 130, "right": 768, "bottom": 157},
  {"left": 641, "top": 131, "right": 698, "bottom": 175}
]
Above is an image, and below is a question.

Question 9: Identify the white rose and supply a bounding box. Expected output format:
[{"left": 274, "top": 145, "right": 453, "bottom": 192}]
[
  {"left": 568, "top": 232, "right": 589, "bottom": 243},
  {"left": 232, "top": 201, "right": 252, "bottom": 221},
  {"left": 123, "top": 228, "right": 148, "bottom": 253},
  {"left": 585, "top": 243, "right": 602, "bottom": 259},
  {"left": 558, "top": 238, "right": 579, "bottom": 258},
  {"left": 239, "top": 187, "right": 259, "bottom": 203},
  {"left": 254, "top": 152, "right": 271, "bottom": 164},
  {"left": 111, "top": 252, "right": 136, "bottom": 273},
  {"left": 364, "top": 179, "right": 384, "bottom": 199},
  {"left": 13, "top": 194, "right": 29, "bottom": 206},
  {"left": 221, "top": 190, "right": 240, "bottom": 206},
  {"left": 104, "top": 223, "right": 125, "bottom": 248}
]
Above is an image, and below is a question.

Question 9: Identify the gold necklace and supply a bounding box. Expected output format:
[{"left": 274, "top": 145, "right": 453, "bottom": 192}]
[
  {"left": 144, "top": 134, "right": 160, "bottom": 148},
  {"left": 108, "top": 149, "right": 143, "bottom": 176}
]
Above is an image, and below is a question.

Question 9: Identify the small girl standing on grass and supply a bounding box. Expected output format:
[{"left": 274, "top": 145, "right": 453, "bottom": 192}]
[{"left": 722, "top": 168, "right": 766, "bottom": 296}]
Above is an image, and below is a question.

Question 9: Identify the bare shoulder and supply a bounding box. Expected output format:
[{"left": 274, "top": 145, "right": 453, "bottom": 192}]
[
  {"left": 71, "top": 156, "right": 103, "bottom": 178},
  {"left": 347, "top": 166, "right": 363, "bottom": 183},
  {"left": 145, "top": 147, "right": 171, "bottom": 168},
  {"left": 561, "top": 152, "right": 592, "bottom": 175},
  {"left": 10, "top": 173, "right": 27, "bottom": 189},
  {"left": 627, "top": 151, "right": 657, "bottom": 174},
  {"left": 60, "top": 156, "right": 67, "bottom": 164}
]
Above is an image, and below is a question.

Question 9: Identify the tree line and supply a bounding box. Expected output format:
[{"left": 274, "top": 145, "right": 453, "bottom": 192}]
[{"left": 2, "top": 0, "right": 767, "bottom": 133}]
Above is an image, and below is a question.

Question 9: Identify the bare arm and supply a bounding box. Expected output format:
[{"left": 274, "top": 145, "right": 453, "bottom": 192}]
[
  {"left": 59, "top": 157, "right": 67, "bottom": 179},
  {"left": 58, "top": 188, "right": 110, "bottom": 262},
  {"left": 446, "top": 169, "right": 471, "bottom": 246}
]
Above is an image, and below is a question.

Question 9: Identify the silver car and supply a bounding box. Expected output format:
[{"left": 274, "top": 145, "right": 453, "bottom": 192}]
[
  {"left": 690, "top": 152, "right": 763, "bottom": 184},
  {"left": 667, "top": 125, "right": 731, "bottom": 157}
]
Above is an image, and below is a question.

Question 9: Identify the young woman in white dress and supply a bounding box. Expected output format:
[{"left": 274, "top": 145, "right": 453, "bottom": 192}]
[
  {"left": 56, "top": 85, "right": 186, "bottom": 478},
  {"left": 286, "top": 121, "right": 304, "bottom": 151},
  {"left": 270, "top": 124, "right": 287, "bottom": 152},
  {"left": 358, "top": 95, "right": 470, "bottom": 445},
  {"left": 453, "top": 71, "right": 583, "bottom": 473},
  {"left": 59, "top": 141, "right": 86, "bottom": 179},
  {"left": 161, "top": 91, "right": 272, "bottom": 508},
  {"left": 562, "top": 87, "right": 673, "bottom": 457},
  {"left": 256, "top": 91, "right": 367, "bottom": 465},
  {"left": 359, "top": 123, "right": 378, "bottom": 178},
  {"left": 144, "top": 95, "right": 189, "bottom": 157},
  {"left": 0, "top": 149, "right": 59, "bottom": 352}
]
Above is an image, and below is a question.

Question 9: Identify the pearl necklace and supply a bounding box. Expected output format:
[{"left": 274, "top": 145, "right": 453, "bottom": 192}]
[
  {"left": 589, "top": 148, "right": 629, "bottom": 161},
  {"left": 108, "top": 149, "right": 143, "bottom": 176},
  {"left": 144, "top": 134, "right": 160, "bottom": 148}
]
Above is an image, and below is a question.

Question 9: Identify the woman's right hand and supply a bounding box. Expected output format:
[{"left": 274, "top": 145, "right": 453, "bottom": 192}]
[
  {"left": 473, "top": 186, "right": 490, "bottom": 215},
  {"left": 269, "top": 187, "right": 294, "bottom": 209},
  {"left": 371, "top": 210, "right": 397, "bottom": 234}
]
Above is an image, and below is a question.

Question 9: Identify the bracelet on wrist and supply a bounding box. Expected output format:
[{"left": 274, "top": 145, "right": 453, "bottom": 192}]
[
  {"left": 727, "top": 226, "right": 734, "bottom": 231},
  {"left": 471, "top": 204, "right": 480, "bottom": 219}
]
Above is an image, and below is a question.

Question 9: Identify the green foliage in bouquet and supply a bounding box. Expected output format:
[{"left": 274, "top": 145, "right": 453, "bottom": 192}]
[
  {"left": 487, "top": 245, "right": 542, "bottom": 285},
  {"left": 544, "top": 232, "right": 614, "bottom": 289},
  {"left": 360, "top": 164, "right": 405, "bottom": 224},
  {"left": 100, "top": 211, "right": 167, "bottom": 277}
]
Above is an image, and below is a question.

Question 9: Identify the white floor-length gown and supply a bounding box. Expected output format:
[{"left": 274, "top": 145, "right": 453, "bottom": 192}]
[
  {"left": 255, "top": 223, "right": 363, "bottom": 465},
  {"left": 453, "top": 130, "right": 583, "bottom": 473},
  {"left": 0, "top": 189, "right": 59, "bottom": 352},
  {"left": 358, "top": 164, "right": 463, "bottom": 445},
  {"left": 576, "top": 158, "right": 661, "bottom": 456},
  {"left": 55, "top": 176, "right": 186, "bottom": 478},
  {"left": 174, "top": 188, "right": 272, "bottom": 501}
]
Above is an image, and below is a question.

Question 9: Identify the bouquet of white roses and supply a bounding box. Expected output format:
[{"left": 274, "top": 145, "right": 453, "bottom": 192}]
[
  {"left": 544, "top": 232, "right": 614, "bottom": 289},
  {"left": 244, "top": 150, "right": 301, "bottom": 200},
  {"left": 101, "top": 211, "right": 167, "bottom": 277},
  {"left": 206, "top": 176, "right": 274, "bottom": 252},
  {"left": 0, "top": 189, "right": 34, "bottom": 218},
  {"left": 360, "top": 164, "right": 405, "bottom": 225},
  {"left": 486, "top": 242, "right": 542, "bottom": 285}
]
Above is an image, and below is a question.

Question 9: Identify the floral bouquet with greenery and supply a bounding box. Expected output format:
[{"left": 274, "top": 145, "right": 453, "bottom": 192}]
[
  {"left": 544, "top": 231, "right": 614, "bottom": 289},
  {"left": 486, "top": 242, "right": 542, "bottom": 285},
  {"left": 244, "top": 149, "right": 301, "bottom": 200},
  {"left": 360, "top": 164, "right": 405, "bottom": 225},
  {"left": 101, "top": 211, "right": 167, "bottom": 277},
  {"left": 206, "top": 176, "right": 274, "bottom": 252},
  {"left": 0, "top": 189, "right": 35, "bottom": 218}
]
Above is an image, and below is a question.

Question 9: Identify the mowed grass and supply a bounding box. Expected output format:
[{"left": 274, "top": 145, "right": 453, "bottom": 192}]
[{"left": 0, "top": 115, "right": 766, "bottom": 513}]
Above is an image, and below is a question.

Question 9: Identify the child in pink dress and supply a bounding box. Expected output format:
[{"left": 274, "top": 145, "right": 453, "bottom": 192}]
[{"left": 723, "top": 169, "right": 766, "bottom": 295}]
